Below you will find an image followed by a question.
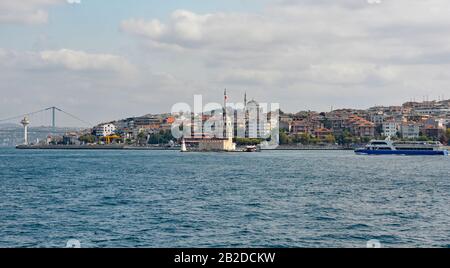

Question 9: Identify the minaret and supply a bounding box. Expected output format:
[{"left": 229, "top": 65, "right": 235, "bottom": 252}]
[
  {"left": 224, "top": 89, "right": 228, "bottom": 139},
  {"left": 21, "top": 116, "right": 30, "bottom": 145},
  {"left": 244, "top": 92, "right": 248, "bottom": 138}
]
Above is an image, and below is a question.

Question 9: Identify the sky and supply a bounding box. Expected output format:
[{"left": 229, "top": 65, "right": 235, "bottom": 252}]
[{"left": 1, "top": 0, "right": 450, "bottom": 126}]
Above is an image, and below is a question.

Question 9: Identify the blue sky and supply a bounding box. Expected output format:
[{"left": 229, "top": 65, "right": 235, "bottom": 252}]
[{"left": 1, "top": 0, "right": 450, "bottom": 126}]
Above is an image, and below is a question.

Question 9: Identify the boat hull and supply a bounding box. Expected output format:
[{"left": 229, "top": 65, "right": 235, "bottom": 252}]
[{"left": 355, "top": 149, "right": 448, "bottom": 156}]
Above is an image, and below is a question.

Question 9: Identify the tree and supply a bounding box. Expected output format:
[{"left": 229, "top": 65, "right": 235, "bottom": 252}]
[
  {"left": 79, "top": 134, "right": 96, "bottom": 144},
  {"left": 137, "top": 132, "right": 147, "bottom": 145},
  {"left": 279, "top": 130, "right": 291, "bottom": 145},
  {"left": 324, "top": 134, "right": 336, "bottom": 144},
  {"left": 417, "top": 135, "right": 431, "bottom": 142},
  {"left": 235, "top": 138, "right": 263, "bottom": 146},
  {"left": 444, "top": 128, "right": 450, "bottom": 145},
  {"left": 336, "top": 130, "right": 356, "bottom": 145},
  {"left": 310, "top": 137, "right": 320, "bottom": 144},
  {"left": 297, "top": 133, "right": 311, "bottom": 144},
  {"left": 148, "top": 130, "right": 174, "bottom": 145}
]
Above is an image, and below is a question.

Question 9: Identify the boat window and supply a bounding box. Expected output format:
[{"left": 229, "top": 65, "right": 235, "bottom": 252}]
[
  {"left": 396, "top": 148, "right": 434, "bottom": 151},
  {"left": 371, "top": 142, "right": 388, "bottom": 145}
]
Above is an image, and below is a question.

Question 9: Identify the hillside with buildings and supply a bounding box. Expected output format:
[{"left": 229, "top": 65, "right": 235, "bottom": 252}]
[
  {"left": 25, "top": 98, "right": 450, "bottom": 148},
  {"left": 279, "top": 99, "right": 450, "bottom": 146}
]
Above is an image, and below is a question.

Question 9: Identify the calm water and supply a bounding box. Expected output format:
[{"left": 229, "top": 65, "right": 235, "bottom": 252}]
[{"left": 0, "top": 148, "right": 449, "bottom": 248}]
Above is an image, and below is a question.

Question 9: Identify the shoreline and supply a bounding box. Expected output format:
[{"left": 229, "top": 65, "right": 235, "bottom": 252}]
[
  {"left": 15, "top": 144, "right": 353, "bottom": 151},
  {"left": 15, "top": 145, "right": 177, "bottom": 150}
]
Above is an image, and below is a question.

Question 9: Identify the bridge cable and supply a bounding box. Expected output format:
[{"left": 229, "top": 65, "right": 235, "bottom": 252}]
[
  {"left": 0, "top": 108, "right": 50, "bottom": 123},
  {"left": 54, "top": 107, "right": 93, "bottom": 127}
]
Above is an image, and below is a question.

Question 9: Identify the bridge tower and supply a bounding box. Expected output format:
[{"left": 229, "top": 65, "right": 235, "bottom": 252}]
[{"left": 51, "top": 106, "right": 56, "bottom": 129}]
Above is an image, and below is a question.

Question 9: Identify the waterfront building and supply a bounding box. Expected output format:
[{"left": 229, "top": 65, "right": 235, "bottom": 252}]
[
  {"left": 382, "top": 121, "right": 400, "bottom": 138},
  {"left": 423, "top": 127, "right": 445, "bottom": 140},
  {"left": 63, "top": 133, "right": 81, "bottom": 145},
  {"left": 326, "top": 116, "right": 346, "bottom": 135},
  {"left": 197, "top": 136, "right": 236, "bottom": 151},
  {"left": 94, "top": 123, "right": 116, "bottom": 137},
  {"left": 246, "top": 99, "right": 263, "bottom": 138},
  {"left": 314, "top": 128, "right": 333, "bottom": 140},
  {"left": 345, "top": 115, "right": 375, "bottom": 137},
  {"left": 279, "top": 115, "right": 292, "bottom": 132},
  {"left": 131, "top": 116, "right": 162, "bottom": 130},
  {"left": 353, "top": 122, "right": 376, "bottom": 137},
  {"left": 368, "top": 106, "right": 403, "bottom": 116},
  {"left": 402, "top": 99, "right": 450, "bottom": 117},
  {"left": 291, "top": 116, "right": 324, "bottom": 136},
  {"left": 414, "top": 107, "right": 450, "bottom": 116},
  {"left": 369, "top": 112, "right": 385, "bottom": 126},
  {"left": 422, "top": 117, "right": 446, "bottom": 129},
  {"left": 401, "top": 123, "right": 420, "bottom": 139}
]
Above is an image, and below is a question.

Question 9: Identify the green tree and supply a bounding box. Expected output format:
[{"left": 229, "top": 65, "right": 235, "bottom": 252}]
[
  {"left": 79, "top": 134, "right": 96, "bottom": 144},
  {"left": 137, "top": 132, "right": 147, "bottom": 145},
  {"left": 279, "top": 130, "right": 291, "bottom": 145},
  {"left": 336, "top": 130, "right": 356, "bottom": 145},
  {"left": 324, "top": 134, "right": 336, "bottom": 144},
  {"left": 235, "top": 138, "right": 263, "bottom": 146},
  {"left": 148, "top": 130, "right": 174, "bottom": 145},
  {"left": 310, "top": 137, "right": 320, "bottom": 144},
  {"left": 443, "top": 128, "right": 450, "bottom": 145},
  {"left": 297, "top": 133, "right": 311, "bottom": 144},
  {"left": 417, "top": 135, "right": 431, "bottom": 142}
]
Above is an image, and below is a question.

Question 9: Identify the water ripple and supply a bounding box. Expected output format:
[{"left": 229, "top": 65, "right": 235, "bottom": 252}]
[{"left": 0, "top": 148, "right": 449, "bottom": 248}]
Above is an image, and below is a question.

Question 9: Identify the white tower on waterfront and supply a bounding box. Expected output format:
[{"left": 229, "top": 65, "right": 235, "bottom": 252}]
[
  {"left": 181, "top": 137, "right": 187, "bottom": 152},
  {"left": 21, "top": 116, "right": 30, "bottom": 145}
]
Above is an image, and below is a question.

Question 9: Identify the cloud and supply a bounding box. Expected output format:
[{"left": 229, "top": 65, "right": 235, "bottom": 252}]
[
  {"left": 121, "top": 10, "right": 278, "bottom": 49},
  {"left": 67, "top": 0, "right": 81, "bottom": 4},
  {"left": 0, "top": 48, "right": 136, "bottom": 75},
  {"left": 39, "top": 49, "right": 134, "bottom": 74},
  {"left": 0, "top": 0, "right": 64, "bottom": 25},
  {"left": 119, "top": 1, "right": 450, "bottom": 111},
  {"left": 3, "top": 0, "right": 450, "bottom": 125},
  {"left": 0, "top": 47, "right": 199, "bottom": 125},
  {"left": 120, "top": 19, "right": 167, "bottom": 39}
]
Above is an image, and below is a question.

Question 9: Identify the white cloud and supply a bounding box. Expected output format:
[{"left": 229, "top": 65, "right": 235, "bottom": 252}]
[
  {"left": 3, "top": 0, "right": 450, "bottom": 124},
  {"left": 121, "top": 10, "right": 277, "bottom": 49},
  {"left": 0, "top": 47, "right": 199, "bottom": 125},
  {"left": 39, "top": 49, "right": 134, "bottom": 74},
  {"left": 0, "top": 0, "right": 64, "bottom": 24},
  {"left": 120, "top": 19, "right": 167, "bottom": 39},
  {"left": 67, "top": 0, "right": 81, "bottom": 4},
  {"left": 120, "top": 1, "right": 450, "bottom": 111}
]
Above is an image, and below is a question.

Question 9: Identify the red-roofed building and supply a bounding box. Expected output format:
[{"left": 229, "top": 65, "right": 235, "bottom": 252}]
[
  {"left": 344, "top": 115, "right": 375, "bottom": 137},
  {"left": 314, "top": 128, "right": 333, "bottom": 140}
]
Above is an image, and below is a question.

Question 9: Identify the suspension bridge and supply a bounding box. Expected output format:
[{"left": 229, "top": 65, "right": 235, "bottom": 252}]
[
  {"left": 0, "top": 107, "right": 92, "bottom": 129},
  {"left": 0, "top": 107, "right": 92, "bottom": 146}
]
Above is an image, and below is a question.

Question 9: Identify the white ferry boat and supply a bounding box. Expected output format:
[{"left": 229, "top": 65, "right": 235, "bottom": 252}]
[{"left": 355, "top": 140, "right": 448, "bottom": 156}]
